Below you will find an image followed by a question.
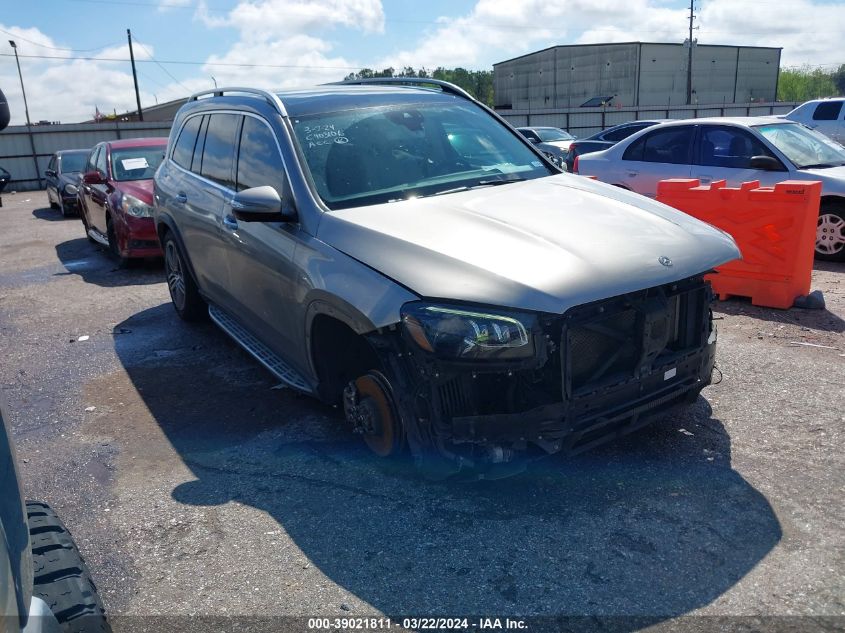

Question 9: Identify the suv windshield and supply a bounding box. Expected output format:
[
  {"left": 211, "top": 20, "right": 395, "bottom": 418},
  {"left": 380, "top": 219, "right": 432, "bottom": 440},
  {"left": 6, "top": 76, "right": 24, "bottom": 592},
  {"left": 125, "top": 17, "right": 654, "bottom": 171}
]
[
  {"left": 292, "top": 102, "right": 554, "bottom": 210},
  {"left": 60, "top": 153, "right": 87, "bottom": 173},
  {"left": 110, "top": 146, "right": 166, "bottom": 181},
  {"left": 755, "top": 122, "right": 845, "bottom": 169},
  {"left": 536, "top": 128, "right": 574, "bottom": 142}
]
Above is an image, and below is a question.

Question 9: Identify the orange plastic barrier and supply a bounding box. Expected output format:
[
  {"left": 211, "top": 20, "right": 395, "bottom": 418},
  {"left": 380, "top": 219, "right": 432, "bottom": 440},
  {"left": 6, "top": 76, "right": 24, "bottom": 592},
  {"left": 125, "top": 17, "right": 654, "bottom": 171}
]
[{"left": 656, "top": 178, "right": 821, "bottom": 309}]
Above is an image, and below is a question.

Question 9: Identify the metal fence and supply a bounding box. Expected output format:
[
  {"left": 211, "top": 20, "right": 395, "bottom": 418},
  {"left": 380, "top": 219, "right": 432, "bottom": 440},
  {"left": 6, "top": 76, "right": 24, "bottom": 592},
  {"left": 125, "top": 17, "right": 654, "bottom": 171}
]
[
  {"left": 0, "top": 121, "right": 173, "bottom": 192},
  {"left": 497, "top": 100, "right": 800, "bottom": 138}
]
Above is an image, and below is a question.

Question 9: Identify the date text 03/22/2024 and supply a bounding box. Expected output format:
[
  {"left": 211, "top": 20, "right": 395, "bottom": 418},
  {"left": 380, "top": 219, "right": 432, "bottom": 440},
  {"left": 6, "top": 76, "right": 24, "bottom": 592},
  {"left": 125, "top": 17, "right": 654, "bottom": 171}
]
[{"left": 307, "top": 617, "right": 528, "bottom": 630}]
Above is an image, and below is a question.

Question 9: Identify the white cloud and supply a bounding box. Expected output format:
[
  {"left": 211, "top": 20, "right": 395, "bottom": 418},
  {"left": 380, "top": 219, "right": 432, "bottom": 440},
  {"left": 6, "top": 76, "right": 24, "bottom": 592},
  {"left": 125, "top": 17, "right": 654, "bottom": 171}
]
[
  {"left": 157, "top": 0, "right": 193, "bottom": 12},
  {"left": 377, "top": 0, "right": 844, "bottom": 70}
]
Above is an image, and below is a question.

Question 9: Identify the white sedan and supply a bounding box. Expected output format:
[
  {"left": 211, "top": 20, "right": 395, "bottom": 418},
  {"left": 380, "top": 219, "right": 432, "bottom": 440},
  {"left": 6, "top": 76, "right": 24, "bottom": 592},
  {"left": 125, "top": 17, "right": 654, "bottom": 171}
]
[{"left": 575, "top": 117, "right": 845, "bottom": 261}]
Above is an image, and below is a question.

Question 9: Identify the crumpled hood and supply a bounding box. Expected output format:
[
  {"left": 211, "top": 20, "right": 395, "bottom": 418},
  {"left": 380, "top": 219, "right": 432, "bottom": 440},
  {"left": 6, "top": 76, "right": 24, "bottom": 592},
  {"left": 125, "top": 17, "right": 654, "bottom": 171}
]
[{"left": 317, "top": 174, "right": 741, "bottom": 314}]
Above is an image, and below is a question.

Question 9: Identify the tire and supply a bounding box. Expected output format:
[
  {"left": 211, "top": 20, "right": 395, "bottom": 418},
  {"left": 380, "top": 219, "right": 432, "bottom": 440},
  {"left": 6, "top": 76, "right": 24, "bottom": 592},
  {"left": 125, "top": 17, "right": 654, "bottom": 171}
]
[
  {"left": 80, "top": 207, "right": 96, "bottom": 244},
  {"left": 163, "top": 231, "right": 207, "bottom": 321},
  {"left": 58, "top": 196, "right": 69, "bottom": 218},
  {"left": 49, "top": 189, "right": 59, "bottom": 210},
  {"left": 817, "top": 202, "right": 845, "bottom": 262},
  {"left": 26, "top": 501, "right": 112, "bottom": 633},
  {"left": 105, "top": 215, "right": 130, "bottom": 268}
]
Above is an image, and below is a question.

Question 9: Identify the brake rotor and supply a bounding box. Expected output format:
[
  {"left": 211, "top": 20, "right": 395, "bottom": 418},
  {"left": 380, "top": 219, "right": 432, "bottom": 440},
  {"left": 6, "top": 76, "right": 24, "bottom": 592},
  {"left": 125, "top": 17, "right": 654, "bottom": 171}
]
[{"left": 348, "top": 371, "right": 404, "bottom": 457}]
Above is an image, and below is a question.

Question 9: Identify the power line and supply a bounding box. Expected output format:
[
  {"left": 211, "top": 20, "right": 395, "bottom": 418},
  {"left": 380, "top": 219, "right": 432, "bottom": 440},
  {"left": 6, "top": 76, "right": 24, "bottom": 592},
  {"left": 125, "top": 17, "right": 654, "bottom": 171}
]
[
  {"left": 0, "top": 26, "right": 121, "bottom": 52},
  {"left": 133, "top": 38, "right": 191, "bottom": 92}
]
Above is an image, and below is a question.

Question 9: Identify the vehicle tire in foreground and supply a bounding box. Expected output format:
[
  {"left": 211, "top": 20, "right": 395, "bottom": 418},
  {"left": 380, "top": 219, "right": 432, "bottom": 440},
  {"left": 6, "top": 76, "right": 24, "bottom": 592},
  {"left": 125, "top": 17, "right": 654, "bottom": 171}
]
[
  {"left": 163, "top": 232, "right": 207, "bottom": 321},
  {"left": 817, "top": 201, "right": 845, "bottom": 262},
  {"left": 26, "top": 501, "right": 111, "bottom": 633}
]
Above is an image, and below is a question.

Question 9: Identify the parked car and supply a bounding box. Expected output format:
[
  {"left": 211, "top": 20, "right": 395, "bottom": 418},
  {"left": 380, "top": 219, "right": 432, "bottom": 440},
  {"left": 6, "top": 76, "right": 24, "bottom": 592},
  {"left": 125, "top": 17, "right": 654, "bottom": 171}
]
[
  {"left": 45, "top": 149, "right": 89, "bottom": 217},
  {"left": 564, "top": 120, "right": 665, "bottom": 171},
  {"left": 575, "top": 117, "right": 845, "bottom": 261},
  {"left": 154, "top": 80, "right": 739, "bottom": 477},
  {"left": 783, "top": 98, "right": 845, "bottom": 144},
  {"left": 77, "top": 138, "right": 167, "bottom": 265},
  {"left": 517, "top": 126, "right": 575, "bottom": 167}
]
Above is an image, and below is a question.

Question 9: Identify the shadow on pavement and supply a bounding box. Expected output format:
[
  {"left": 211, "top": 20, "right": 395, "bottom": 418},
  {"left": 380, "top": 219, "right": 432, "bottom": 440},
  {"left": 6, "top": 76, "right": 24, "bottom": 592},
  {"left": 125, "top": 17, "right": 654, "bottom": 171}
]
[
  {"left": 55, "top": 237, "right": 163, "bottom": 287},
  {"left": 32, "top": 206, "right": 68, "bottom": 221},
  {"left": 114, "top": 304, "right": 782, "bottom": 627}
]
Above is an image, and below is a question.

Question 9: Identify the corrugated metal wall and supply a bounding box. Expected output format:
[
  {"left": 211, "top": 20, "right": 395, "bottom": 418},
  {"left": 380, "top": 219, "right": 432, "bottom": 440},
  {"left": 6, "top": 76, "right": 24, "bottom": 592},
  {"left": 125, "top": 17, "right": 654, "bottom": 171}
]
[
  {"left": 0, "top": 121, "right": 172, "bottom": 192},
  {"left": 495, "top": 43, "right": 781, "bottom": 109},
  {"left": 498, "top": 101, "right": 798, "bottom": 138}
]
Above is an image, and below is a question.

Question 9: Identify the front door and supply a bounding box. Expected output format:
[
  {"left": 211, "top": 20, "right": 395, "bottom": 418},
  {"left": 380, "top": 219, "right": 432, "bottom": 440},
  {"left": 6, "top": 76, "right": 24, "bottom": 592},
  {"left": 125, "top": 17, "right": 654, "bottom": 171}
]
[{"left": 689, "top": 125, "right": 789, "bottom": 189}]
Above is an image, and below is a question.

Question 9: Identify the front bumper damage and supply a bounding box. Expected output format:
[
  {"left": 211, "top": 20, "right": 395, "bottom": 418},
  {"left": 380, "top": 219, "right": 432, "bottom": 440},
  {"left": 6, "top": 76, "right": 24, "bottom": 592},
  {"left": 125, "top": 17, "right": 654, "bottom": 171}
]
[{"left": 362, "top": 275, "right": 717, "bottom": 477}]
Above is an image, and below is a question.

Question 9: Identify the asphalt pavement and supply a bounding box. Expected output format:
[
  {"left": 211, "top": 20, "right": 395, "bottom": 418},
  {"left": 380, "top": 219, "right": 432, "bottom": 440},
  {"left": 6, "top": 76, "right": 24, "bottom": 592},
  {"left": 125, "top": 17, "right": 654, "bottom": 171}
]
[{"left": 1, "top": 191, "right": 843, "bottom": 632}]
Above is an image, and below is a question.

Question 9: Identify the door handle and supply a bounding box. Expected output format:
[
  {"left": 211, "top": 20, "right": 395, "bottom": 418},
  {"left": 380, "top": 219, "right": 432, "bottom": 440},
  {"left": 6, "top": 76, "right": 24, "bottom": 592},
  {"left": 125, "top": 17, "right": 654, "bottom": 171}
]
[
  {"left": 223, "top": 214, "right": 238, "bottom": 230},
  {"left": 175, "top": 192, "right": 187, "bottom": 204},
  {"left": 627, "top": 171, "right": 638, "bottom": 177}
]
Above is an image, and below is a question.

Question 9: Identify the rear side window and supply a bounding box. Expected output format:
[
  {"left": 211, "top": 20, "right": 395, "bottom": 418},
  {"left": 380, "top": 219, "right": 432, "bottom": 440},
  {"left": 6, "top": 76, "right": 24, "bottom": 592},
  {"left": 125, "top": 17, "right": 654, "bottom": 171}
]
[
  {"left": 813, "top": 101, "right": 843, "bottom": 121},
  {"left": 172, "top": 116, "right": 203, "bottom": 170},
  {"left": 623, "top": 127, "right": 694, "bottom": 164},
  {"left": 236, "top": 116, "right": 286, "bottom": 194},
  {"left": 201, "top": 113, "right": 241, "bottom": 189}
]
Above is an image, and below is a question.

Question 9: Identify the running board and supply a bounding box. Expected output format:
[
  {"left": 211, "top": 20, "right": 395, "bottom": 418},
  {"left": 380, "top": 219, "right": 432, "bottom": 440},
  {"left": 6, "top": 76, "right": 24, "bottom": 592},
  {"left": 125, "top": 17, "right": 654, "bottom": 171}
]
[
  {"left": 208, "top": 304, "right": 313, "bottom": 394},
  {"left": 88, "top": 228, "right": 109, "bottom": 246}
]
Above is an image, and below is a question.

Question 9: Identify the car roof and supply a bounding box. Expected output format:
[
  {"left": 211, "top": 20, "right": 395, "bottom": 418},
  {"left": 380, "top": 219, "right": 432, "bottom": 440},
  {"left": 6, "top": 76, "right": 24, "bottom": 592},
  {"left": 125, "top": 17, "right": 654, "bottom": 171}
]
[
  {"left": 651, "top": 116, "right": 792, "bottom": 128},
  {"left": 274, "top": 85, "right": 460, "bottom": 117},
  {"left": 105, "top": 137, "right": 168, "bottom": 149}
]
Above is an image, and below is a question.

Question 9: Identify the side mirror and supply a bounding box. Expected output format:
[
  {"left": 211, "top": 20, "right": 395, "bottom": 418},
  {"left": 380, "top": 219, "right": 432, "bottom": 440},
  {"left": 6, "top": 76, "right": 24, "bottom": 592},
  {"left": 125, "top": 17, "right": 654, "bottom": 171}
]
[
  {"left": 82, "top": 171, "right": 104, "bottom": 185},
  {"left": 749, "top": 155, "right": 784, "bottom": 171},
  {"left": 45, "top": 169, "right": 56, "bottom": 177},
  {"left": 231, "top": 186, "right": 296, "bottom": 222}
]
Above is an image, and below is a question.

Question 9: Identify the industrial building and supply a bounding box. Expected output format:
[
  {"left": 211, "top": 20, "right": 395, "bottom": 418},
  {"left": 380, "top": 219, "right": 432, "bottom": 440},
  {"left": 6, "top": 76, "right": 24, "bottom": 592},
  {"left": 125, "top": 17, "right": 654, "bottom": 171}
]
[{"left": 493, "top": 42, "right": 782, "bottom": 110}]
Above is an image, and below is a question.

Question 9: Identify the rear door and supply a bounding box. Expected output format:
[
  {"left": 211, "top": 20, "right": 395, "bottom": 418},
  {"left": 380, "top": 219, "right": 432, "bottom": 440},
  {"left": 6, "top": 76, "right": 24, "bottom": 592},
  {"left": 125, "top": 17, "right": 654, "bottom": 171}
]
[
  {"left": 689, "top": 124, "right": 788, "bottom": 188},
  {"left": 808, "top": 101, "right": 845, "bottom": 144},
  {"left": 159, "top": 112, "right": 236, "bottom": 306},
  {"left": 616, "top": 125, "right": 695, "bottom": 196}
]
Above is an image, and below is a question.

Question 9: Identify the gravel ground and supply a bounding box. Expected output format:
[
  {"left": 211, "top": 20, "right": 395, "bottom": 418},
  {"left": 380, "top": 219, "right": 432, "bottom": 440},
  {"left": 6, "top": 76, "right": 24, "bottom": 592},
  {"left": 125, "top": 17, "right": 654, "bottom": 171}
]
[{"left": 1, "top": 191, "right": 843, "bottom": 632}]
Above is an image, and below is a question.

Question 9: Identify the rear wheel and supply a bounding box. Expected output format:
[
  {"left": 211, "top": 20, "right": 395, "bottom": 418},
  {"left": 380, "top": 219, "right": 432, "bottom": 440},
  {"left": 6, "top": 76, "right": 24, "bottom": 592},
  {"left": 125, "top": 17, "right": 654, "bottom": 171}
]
[
  {"left": 26, "top": 501, "right": 112, "bottom": 633},
  {"left": 163, "top": 232, "right": 207, "bottom": 321},
  {"left": 817, "top": 202, "right": 845, "bottom": 262}
]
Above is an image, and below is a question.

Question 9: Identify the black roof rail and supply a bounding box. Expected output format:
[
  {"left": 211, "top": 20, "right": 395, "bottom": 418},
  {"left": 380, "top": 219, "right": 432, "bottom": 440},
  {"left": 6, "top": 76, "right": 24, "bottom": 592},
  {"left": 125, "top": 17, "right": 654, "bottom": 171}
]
[
  {"left": 188, "top": 87, "right": 287, "bottom": 117},
  {"left": 327, "top": 77, "right": 476, "bottom": 102}
]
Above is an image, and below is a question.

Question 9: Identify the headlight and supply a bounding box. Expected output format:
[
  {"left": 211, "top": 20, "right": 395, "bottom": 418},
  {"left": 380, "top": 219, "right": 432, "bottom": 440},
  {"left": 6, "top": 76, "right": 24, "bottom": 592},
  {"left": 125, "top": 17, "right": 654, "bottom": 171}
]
[
  {"left": 122, "top": 193, "right": 153, "bottom": 217},
  {"left": 401, "top": 303, "right": 536, "bottom": 360},
  {"left": 63, "top": 183, "right": 78, "bottom": 195}
]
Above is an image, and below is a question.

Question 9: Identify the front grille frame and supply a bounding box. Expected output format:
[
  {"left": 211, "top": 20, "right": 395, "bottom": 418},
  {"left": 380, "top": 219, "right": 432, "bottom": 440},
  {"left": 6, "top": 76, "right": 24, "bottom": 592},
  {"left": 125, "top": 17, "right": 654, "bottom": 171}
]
[{"left": 560, "top": 276, "right": 710, "bottom": 400}]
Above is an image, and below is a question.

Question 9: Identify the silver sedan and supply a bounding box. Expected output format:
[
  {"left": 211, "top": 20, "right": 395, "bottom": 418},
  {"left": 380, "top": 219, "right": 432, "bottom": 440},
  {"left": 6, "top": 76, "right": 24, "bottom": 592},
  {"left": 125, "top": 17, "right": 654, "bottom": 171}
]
[{"left": 576, "top": 117, "right": 845, "bottom": 261}]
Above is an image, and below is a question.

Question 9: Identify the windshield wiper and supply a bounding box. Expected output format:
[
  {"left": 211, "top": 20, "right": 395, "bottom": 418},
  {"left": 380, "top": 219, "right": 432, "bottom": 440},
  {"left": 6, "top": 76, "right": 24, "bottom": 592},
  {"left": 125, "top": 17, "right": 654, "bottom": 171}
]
[
  {"left": 801, "top": 162, "right": 845, "bottom": 169},
  {"left": 421, "top": 176, "right": 528, "bottom": 198}
]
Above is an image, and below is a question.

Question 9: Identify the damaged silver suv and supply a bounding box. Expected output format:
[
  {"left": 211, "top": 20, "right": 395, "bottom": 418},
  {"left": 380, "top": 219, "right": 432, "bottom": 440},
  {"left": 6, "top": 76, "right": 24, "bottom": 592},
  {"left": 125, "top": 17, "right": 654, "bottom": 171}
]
[{"left": 154, "top": 79, "right": 739, "bottom": 476}]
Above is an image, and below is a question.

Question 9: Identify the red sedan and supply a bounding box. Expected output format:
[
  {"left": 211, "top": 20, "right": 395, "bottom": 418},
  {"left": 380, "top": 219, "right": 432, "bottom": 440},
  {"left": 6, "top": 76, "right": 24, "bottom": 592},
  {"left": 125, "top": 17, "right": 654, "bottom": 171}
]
[{"left": 77, "top": 137, "right": 167, "bottom": 265}]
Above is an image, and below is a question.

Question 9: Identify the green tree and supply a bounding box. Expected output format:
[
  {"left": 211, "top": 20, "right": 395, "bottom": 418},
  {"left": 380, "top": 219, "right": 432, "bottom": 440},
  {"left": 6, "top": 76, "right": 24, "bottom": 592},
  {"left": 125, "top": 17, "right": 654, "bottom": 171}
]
[
  {"left": 340, "top": 66, "right": 494, "bottom": 106},
  {"left": 832, "top": 64, "right": 845, "bottom": 96},
  {"left": 778, "top": 66, "right": 838, "bottom": 101}
]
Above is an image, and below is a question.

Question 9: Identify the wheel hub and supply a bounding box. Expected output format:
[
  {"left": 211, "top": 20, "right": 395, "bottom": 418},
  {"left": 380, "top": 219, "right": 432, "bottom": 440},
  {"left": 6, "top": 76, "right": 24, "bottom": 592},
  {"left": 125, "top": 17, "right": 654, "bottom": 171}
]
[{"left": 343, "top": 371, "right": 402, "bottom": 457}]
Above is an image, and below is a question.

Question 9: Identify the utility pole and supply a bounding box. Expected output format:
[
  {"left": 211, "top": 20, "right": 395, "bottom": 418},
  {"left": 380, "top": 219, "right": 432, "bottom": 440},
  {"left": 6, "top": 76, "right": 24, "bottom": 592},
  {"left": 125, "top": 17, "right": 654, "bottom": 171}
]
[
  {"left": 127, "top": 29, "right": 143, "bottom": 121},
  {"left": 9, "top": 40, "right": 40, "bottom": 188},
  {"left": 686, "top": 0, "right": 696, "bottom": 105}
]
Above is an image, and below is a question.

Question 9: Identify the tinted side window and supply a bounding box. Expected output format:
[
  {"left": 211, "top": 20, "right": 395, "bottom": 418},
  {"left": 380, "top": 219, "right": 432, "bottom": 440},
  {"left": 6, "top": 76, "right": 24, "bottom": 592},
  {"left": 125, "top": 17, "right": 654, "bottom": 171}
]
[
  {"left": 520, "top": 130, "right": 541, "bottom": 143},
  {"left": 623, "top": 127, "right": 693, "bottom": 164},
  {"left": 603, "top": 124, "right": 643, "bottom": 143},
  {"left": 201, "top": 113, "right": 241, "bottom": 189},
  {"left": 236, "top": 117, "right": 286, "bottom": 194},
  {"left": 172, "top": 115, "right": 203, "bottom": 170},
  {"left": 95, "top": 146, "right": 109, "bottom": 176},
  {"left": 813, "top": 101, "right": 843, "bottom": 121},
  {"left": 697, "top": 126, "right": 777, "bottom": 169},
  {"left": 193, "top": 115, "right": 209, "bottom": 172},
  {"left": 47, "top": 156, "right": 56, "bottom": 172}
]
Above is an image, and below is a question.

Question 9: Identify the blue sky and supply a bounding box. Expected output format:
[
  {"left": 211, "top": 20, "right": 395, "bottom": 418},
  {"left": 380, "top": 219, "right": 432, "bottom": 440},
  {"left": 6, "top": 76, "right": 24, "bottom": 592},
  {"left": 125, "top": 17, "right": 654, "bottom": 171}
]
[{"left": 1, "top": 0, "right": 843, "bottom": 124}]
